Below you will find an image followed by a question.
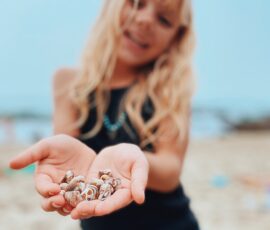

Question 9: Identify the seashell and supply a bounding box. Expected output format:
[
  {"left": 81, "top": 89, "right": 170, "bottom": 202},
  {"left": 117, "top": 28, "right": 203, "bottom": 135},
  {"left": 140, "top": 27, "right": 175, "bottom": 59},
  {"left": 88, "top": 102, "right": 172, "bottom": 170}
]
[
  {"left": 60, "top": 183, "right": 69, "bottom": 191},
  {"left": 64, "top": 191, "right": 83, "bottom": 207},
  {"left": 105, "top": 178, "right": 121, "bottom": 191},
  {"left": 102, "top": 178, "right": 114, "bottom": 193},
  {"left": 100, "top": 174, "right": 111, "bottom": 181},
  {"left": 61, "top": 170, "right": 74, "bottom": 183},
  {"left": 66, "top": 175, "right": 85, "bottom": 191},
  {"left": 104, "top": 177, "right": 121, "bottom": 191},
  {"left": 112, "top": 178, "right": 121, "bottom": 189},
  {"left": 59, "top": 169, "right": 121, "bottom": 206},
  {"left": 98, "top": 183, "right": 113, "bottom": 201},
  {"left": 89, "top": 178, "right": 104, "bottom": 188},
  {"left": 74, "top": 182, "right": 86, "bottom": 193},
  {"left": 99, "top": 169, "right": 112, "bottom": 178},
  {"left": 73, "top": 175, "right": 85, "bottom": 183},
  {"left": 81, "top": 184, "right": 98, "bottom": 201},
  {"left": 98, "top": 190, "right": 111, "bottom": 201}
]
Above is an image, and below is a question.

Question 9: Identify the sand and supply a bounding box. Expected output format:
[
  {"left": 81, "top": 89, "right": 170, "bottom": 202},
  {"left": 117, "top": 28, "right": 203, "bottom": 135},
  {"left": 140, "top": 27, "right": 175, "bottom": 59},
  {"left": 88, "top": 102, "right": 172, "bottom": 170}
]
[{"left": 0, "top": 131, "right": 270, "bottom": 230}]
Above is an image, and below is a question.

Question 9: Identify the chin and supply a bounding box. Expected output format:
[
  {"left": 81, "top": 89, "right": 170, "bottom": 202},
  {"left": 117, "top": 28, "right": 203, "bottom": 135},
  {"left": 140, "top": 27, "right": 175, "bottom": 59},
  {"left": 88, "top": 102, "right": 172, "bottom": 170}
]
[
  {"left": 119, "top": 51, "right": 160, "bottom": 68},
  {"left": 117, "top": 52, "right": 149, "bottom": 67}
]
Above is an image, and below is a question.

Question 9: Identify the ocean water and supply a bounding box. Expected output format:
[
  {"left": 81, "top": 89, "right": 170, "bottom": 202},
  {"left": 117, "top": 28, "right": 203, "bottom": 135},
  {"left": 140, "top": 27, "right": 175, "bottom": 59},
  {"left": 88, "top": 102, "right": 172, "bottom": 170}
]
[{"left": 0, "top": 115, "right": 228, "bottom": 145}]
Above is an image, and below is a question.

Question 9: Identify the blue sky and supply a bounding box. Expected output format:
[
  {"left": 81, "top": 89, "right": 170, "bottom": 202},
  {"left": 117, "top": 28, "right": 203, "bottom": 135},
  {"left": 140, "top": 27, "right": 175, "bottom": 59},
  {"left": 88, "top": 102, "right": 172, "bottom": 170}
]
[
  {"left": 0, "top": 0, "right": 269, "bottom": 115},
  {"left": 193, "top": 0, "right": 270, "bottom": 112}
]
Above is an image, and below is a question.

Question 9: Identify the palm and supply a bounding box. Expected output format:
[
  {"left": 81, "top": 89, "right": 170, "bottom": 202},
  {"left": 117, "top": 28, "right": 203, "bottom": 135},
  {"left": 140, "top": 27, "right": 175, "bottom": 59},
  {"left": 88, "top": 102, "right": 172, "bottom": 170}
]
[
  {"left": 10, "top": 135, "right": 96, "bottom": 197},
  {"left": 71, "top": 143, "right": 149, "bottom": 219},
  {"left": 10, "top": 136, "right": 149, "bottom": 219},
  {"left": 88, "top": 146, "right": 138, "bottom": 188},
  {"left": 36, "top": 143, "right": 94, "bottom": 185}
]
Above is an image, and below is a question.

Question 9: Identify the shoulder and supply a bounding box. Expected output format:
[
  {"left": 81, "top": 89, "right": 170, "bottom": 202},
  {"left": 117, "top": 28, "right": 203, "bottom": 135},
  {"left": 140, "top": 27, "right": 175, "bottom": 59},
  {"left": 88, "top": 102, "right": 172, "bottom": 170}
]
[
  {"left": 52, "top": 67, "right": 79, "bottom": 106},
  {"left": 52, "top": 67, "right": 79, "bottom": 90}
]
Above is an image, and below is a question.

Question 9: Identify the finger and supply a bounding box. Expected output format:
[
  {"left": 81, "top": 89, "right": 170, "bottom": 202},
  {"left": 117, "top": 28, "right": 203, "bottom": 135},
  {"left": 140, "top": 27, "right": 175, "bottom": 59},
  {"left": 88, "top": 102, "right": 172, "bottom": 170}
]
[
  {"left": 9, "top": 140, "right": 49, "bottom": 169},
  {"left": 131, "top": 156, "right": 149, "bottom": 204},
  {"left": 61, "top": 203, "right": 74, "bottom": 215},
  {"left": 71, "top": 200, "right": 99, "bottom": 220},
  {"left": 56, "top": 209, "right": 70, "bottom": 216},
  {"left": 35, "top": 173, "right": 60, "bottom": 197},
  {"left": 94, "top": 189, "right": 131, "bottom": 216},
  {"left": 71, "top": 189, "right": 131, "bottom": 220},
  {"left": 40, "top": 195, "right": 73, "bottom": 216},
  {"left": 41, "top": 195, "right": 65, "bottom": 212}
]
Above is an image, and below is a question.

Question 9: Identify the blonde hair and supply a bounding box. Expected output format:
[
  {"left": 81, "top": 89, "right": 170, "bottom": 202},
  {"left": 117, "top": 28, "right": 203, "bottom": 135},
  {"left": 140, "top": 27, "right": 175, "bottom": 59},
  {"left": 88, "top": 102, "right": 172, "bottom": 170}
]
[{"left": 71, "top": 0, "right": 196, "bottom": 149}]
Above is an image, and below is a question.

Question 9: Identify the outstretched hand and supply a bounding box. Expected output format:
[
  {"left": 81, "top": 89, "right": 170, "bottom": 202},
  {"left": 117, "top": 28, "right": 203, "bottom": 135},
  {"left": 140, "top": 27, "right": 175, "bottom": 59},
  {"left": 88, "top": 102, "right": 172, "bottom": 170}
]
[
  {"left": 9, "top": 134, "right": 96, "bottom": 215},
  {"left": 71, "top": 143, "right": 149, "bottom": 219},
  {"left": 9, "top": 135, "right": 149, "bottom": 219}
]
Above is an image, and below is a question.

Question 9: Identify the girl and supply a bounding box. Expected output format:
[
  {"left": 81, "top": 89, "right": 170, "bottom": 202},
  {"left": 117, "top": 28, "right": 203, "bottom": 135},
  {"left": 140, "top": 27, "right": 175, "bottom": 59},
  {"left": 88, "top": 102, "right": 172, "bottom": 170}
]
[{"left": 10, "top": 0, "right": 199, "bottom": 229}]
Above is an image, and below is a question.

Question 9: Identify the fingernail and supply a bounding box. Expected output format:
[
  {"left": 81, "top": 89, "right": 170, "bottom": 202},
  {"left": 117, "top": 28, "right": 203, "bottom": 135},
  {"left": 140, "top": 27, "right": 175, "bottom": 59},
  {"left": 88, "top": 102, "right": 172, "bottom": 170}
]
[
  {"left": 52, "top": 203, "right": 62, "bottom": 208},
  {"left": 63, "top": 208, "right": 71, "bottom": 213}
]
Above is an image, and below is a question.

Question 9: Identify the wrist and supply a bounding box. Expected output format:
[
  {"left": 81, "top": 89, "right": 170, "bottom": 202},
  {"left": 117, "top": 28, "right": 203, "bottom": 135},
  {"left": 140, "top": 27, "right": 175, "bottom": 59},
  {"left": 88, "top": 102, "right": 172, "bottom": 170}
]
[{"left": 144, "top": 152, "right": 181, "bottom": 192}]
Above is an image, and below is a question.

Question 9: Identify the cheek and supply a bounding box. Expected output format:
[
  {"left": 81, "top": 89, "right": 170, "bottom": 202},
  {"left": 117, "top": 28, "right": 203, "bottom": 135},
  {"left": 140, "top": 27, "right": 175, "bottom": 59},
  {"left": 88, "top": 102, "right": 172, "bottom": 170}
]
[
  {"left": 151, "top": 32, "right": 175, "bottom": 55},
  {"left": 119, "top": 4, "right": 132, "bottom": 27}
]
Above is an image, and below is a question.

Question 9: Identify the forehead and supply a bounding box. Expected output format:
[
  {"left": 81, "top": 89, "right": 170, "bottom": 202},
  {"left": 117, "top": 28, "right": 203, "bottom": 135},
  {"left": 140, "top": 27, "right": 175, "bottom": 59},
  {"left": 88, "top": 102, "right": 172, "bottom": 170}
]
[{"left": 156, "top": 0, "right": 182, "bottom": 13}]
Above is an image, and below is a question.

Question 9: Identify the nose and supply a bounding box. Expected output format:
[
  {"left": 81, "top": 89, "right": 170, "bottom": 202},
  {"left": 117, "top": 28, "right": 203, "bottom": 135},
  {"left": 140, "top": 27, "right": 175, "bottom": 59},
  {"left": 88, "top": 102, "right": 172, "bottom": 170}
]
[{"left": 134, "top": 7, "right": 154, "bottom": 30}]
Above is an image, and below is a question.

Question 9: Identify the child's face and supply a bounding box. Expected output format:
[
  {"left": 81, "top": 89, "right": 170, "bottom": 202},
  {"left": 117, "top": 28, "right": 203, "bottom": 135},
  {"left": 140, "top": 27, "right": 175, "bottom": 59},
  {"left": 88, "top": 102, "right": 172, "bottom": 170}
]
[{"left": 118, "top": 0, "right": 181, "bottom": 67}]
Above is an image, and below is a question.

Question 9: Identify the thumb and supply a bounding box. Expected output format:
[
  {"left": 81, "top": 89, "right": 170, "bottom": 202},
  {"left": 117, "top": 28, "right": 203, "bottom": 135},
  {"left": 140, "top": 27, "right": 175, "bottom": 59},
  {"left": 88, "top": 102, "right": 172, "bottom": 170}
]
[
  {"left": 9, "top": 139, "right": 49, "bottom": 169},
  {"left": 131, "top": 156, "right": 149, "bottom": 204}
]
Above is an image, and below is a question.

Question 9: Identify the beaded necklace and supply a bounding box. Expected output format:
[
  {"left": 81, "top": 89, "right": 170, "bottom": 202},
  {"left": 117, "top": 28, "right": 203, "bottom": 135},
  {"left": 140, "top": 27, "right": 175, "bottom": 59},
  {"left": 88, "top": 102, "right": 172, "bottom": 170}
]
[{"left": 103, "top": 111, "right": 127, "bottom": 139}]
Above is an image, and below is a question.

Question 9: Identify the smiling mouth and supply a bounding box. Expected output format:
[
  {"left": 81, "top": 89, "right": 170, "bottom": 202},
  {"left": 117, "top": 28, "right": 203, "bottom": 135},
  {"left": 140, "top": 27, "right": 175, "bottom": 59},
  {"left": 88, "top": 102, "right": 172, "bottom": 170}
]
[{"left": 125, "top": 31, "right": 149, "bottom": 49}]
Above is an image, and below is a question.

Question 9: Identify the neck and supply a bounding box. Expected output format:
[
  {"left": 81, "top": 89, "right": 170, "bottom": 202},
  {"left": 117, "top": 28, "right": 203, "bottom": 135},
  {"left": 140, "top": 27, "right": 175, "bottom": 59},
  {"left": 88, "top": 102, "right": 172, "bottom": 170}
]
[{"left": 108, "top": 60, "right": 138, "bottom": 89}]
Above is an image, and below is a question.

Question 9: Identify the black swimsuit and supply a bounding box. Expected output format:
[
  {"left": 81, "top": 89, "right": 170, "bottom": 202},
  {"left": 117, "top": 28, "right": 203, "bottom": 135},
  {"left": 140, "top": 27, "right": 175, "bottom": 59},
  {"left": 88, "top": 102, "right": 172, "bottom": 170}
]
[{"left": 79, "top": 87, "right": 200, "bottom": 230}]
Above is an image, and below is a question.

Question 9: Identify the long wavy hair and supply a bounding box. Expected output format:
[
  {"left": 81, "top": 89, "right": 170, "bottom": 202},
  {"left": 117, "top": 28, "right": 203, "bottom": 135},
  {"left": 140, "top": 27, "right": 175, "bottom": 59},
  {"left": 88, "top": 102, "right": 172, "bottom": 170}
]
[{"left": 70, "top": 0, "right": 196, "bottom": 149}]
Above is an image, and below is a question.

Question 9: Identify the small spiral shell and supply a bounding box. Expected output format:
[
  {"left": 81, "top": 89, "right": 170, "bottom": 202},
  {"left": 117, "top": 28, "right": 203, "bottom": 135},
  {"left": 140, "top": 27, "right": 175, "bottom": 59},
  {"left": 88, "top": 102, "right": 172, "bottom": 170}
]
[
  {"left": 59, "top": 169, "right": 121, "bottom": 207},
  {"left": 100, "top": 174, "right": 111, "bottom": 181},
  {"left": 60, "top": 183, "right": 68, "bottom": 191},
  {"left": 61, "top": 170, "right": 74, "bottom": 183},
  {"left": 89, "top": 178, "right": 104, "bottom": 189},
  {"left": 64, "top": 191, "right": 83, "bottom": 207},
  {"left": 81, "top": 184, "right": 98, "bottom": 201},
  {"left": 99, "top": 169, "right": 113, "bottom": 178},
  {"left": 66, "top": 175, "right": 85, "bottom": 191},
  {"left": 98, "top": 183, "right": 113, "bottom": 201}
]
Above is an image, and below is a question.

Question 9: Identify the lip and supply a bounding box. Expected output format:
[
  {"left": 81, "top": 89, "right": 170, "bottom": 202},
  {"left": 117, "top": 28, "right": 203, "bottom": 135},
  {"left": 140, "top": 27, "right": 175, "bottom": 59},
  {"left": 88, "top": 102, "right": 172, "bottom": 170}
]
[{"left": 124, "top": 31, "right": 150, "bottom": 49}]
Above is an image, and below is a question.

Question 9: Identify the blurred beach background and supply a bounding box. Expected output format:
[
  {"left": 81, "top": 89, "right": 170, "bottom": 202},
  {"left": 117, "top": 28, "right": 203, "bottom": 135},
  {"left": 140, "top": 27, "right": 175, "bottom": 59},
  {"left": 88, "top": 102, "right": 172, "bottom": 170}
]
[{"left": 0, "top": 0, "right": 270, "bottom": 229}]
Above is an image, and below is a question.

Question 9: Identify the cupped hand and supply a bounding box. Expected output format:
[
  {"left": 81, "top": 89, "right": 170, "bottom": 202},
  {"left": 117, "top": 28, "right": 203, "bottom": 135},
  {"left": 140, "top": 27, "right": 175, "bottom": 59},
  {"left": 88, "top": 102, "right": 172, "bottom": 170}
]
[
  {"left": 9, "top": 134, "right": 96, "bottom": 214},
  {"left": 71, "top": 143, "right": 149, "bottom": 220}
]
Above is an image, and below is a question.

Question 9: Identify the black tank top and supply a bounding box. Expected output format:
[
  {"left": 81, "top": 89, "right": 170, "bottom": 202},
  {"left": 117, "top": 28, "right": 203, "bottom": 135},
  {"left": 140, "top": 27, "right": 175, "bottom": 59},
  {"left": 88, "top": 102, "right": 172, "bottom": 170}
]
[{"left": 79, "top": 87, "right": 199, "bottom": 230}]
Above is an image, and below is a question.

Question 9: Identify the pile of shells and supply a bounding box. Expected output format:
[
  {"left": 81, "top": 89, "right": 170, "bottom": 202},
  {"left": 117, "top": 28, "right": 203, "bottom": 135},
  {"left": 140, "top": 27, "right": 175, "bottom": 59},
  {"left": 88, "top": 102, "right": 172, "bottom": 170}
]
[{"left": 59, "top": 169, "right": 121, "bottom": 207}]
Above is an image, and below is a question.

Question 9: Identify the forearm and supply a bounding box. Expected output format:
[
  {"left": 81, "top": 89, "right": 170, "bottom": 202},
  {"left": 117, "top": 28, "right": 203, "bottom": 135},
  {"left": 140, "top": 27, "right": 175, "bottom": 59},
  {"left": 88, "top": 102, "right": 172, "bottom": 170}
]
[{"left": 144, "top": 151, "right": 182, "bottom": 193}]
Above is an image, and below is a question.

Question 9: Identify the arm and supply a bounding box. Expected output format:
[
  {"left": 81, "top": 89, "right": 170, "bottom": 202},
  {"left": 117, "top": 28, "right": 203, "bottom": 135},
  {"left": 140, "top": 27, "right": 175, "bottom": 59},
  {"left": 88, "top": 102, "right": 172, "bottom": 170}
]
[
  {"left": 53, "top": 68, "right": 187, "bottom": 193},
  {"left": 22, "top": 68, "right": 83, "bottom": 215},
  {"left": 52, "top": 68, "right": 80, "bottom": 136},
  {"left": 52, "top": 69, "right": 148, "bottom": 217},
  {"left": 144, "top": 116, "right": 190, "bottom": 193},
  {"left": 10, "top": 68, "right": 149, "bottom": 219},
  {"left": 10, "top": 135, "right": 148, "bottom": 219}
]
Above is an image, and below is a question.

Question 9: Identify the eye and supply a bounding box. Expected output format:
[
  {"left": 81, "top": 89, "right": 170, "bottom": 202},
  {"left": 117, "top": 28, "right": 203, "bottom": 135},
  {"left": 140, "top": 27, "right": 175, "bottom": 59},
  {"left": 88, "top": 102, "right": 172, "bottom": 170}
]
[{"left": 158, "top": 16, "right": 172, "bottom": 27}]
